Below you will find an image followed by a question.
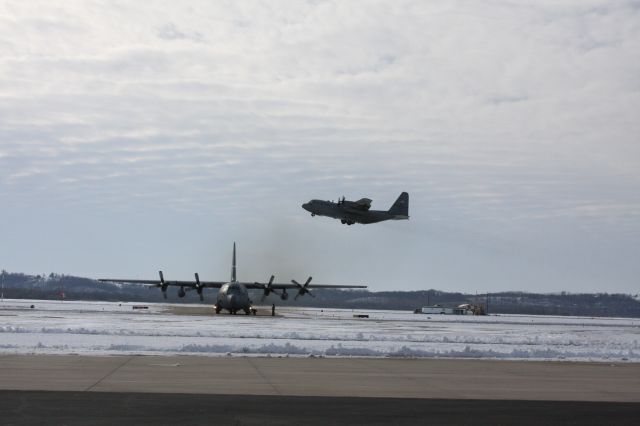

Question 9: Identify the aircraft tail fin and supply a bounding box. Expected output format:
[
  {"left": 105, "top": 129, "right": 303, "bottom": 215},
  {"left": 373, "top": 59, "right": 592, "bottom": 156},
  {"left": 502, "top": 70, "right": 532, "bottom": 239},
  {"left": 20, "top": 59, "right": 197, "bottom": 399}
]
[
  {"left": 388, "top": 192, "right": 409, "bottom": 218},
  {"left": 231, "top": 242, "right": 237, "bottom": 282}
]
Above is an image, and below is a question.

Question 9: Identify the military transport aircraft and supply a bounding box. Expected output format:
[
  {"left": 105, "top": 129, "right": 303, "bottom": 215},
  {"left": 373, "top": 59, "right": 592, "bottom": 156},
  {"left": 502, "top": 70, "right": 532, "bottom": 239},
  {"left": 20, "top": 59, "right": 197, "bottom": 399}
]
[
  {"left": 99, "top": 243, "right": 366, "bottom": 315},
  {"left": 302, "top": 192, "right": 409, "bottom": 225}
]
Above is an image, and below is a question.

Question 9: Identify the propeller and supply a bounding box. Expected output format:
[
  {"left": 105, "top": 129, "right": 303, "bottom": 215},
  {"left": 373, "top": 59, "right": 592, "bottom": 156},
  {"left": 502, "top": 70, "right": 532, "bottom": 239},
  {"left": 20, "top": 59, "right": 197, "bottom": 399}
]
[
  {"left": 156, "top": 271, "right": 168, "bottom": 299},
  {"left": 194, "top": 273, "right": 204, "bottom": 301},
  {"left": 256, "top": 275, "right": 278, "bottom": 301},
  {"left": 184, "top": 273, "right": 205, "bottom": 301},
  {"left": 292, "top": 276, "right": 314, "bottom": 300}
]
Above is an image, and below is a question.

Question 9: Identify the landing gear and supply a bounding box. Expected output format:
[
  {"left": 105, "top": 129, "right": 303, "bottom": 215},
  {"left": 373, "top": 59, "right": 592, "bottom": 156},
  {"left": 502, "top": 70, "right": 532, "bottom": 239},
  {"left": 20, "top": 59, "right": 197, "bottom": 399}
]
[
  {"left": 341, "top": 219, "right": 346, "bottom": 224},
  {"left": 311, "top": 213, "right": 315, "bottom": 217},
  {"left": 215, "top": 305, "right": 221, "bottom": 314},
  {"left": 341, "top": 220, "right": 354, "bottom": 225}
]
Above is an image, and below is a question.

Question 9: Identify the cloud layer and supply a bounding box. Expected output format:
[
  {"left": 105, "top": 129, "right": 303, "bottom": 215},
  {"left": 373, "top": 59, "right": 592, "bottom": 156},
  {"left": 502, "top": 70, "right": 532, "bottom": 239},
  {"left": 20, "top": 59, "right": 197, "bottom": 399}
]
[{"left": 1, "top": 1, "right": 639, "bottom": 293}]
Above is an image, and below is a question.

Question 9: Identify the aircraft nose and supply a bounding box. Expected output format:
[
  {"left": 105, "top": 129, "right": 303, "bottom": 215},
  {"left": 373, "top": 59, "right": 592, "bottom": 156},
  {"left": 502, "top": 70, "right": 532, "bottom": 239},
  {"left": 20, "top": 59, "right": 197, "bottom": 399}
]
[{"left": 302, "top": 203, "right": 310, "bottom": 212}]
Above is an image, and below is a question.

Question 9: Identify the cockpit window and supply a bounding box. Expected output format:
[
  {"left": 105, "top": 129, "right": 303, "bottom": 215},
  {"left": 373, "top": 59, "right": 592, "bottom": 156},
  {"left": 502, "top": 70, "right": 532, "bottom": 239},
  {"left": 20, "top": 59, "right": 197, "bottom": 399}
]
[{"left": 228, "top": 285, "right": 243, "bottom": 295}]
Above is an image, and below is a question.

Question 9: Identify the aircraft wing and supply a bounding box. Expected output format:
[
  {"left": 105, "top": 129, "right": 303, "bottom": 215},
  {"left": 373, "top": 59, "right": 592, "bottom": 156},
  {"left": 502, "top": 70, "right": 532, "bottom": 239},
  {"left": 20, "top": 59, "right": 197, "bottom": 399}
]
[
  {"left": 242, "top": 276, "right": 366, "bottom": 300},
  {"left": 99, "top": 273, "right": 230, "bottom": 301},
  {"left": 99, "top": 273, "right": 366, "bottom": 302},
  {"left": 291, "top": 284, "right": 366, "bottom": 289},
  {"left": 343, "top": 198, "right": 372, "bottom": 212},
  {"left": 98, "top": 278, "right": 228, "bottom": 288},
  {"left": 258, "top": 277, "right": 365, "bottom": 300},
  {"left": 98, "top": 278, "right": 162, "bottom": 285},
  {"left": 235, "top": 282, "right": 354, "bottom": 290},
  {"left": 240, "top": 282, "right": 281, "bottom": 290},
  {"left": 354, "top": 198, "right": 372, "bottom": 209},
  {"left": 237, "top": 281, "right": 366, "bottom": 290},
  {"left": 248, "top": 283, "right": 364, "bottom": 289},
  {"left": 98, "top": 278, "right": 366, "bottom": 290}
]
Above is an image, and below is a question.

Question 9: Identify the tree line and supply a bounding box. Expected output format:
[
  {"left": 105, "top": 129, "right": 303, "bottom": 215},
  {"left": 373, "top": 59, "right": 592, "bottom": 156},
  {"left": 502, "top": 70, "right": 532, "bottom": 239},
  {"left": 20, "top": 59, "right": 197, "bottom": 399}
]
[{"left": 2, "top": 271, "right": 639, "bottom": 317}]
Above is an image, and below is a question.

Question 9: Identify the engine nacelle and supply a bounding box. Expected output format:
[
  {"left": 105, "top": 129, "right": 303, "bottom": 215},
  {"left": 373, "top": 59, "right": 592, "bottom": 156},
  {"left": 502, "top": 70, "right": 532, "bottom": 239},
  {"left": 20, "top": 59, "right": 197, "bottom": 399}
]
[
  {"left": 178, "top": 287, "right": 186, "bottom": 298},
  {"left": 281, "top": 291, "right": 289, "bottom": 301}
]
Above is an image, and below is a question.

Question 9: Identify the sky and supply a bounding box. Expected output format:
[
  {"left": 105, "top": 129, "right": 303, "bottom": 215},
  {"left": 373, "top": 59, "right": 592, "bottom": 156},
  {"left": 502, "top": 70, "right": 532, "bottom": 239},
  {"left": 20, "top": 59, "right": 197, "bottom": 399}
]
[{"left": 1, "top": 0, "right": 639, "bottom": 294}]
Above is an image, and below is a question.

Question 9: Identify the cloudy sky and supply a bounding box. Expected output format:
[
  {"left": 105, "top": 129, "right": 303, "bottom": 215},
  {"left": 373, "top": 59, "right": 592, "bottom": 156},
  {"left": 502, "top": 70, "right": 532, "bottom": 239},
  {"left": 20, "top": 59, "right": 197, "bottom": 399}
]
[{"left": 1, "top": 1, "right": 639, "bottom": 293}]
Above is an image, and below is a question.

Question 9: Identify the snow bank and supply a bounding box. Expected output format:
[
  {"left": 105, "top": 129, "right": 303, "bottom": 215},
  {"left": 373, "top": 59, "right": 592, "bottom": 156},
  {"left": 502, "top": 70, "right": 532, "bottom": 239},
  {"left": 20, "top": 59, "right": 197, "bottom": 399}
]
[{"left": 0, "top": 299, "right": 638, "bottom": 362}]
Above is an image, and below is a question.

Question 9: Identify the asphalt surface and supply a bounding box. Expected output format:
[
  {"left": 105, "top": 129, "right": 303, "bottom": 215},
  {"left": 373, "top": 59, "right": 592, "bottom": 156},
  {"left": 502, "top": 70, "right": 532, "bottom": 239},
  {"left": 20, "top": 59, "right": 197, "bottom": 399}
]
[
  {"left": 1, "top": 355, "right": 639, "bottom": 401},
  {"left": 1, "top": 355, "right": 639, "bottom": 424},
  {"left": 2, "top": 391, "right": 639, "bottom": 426}
]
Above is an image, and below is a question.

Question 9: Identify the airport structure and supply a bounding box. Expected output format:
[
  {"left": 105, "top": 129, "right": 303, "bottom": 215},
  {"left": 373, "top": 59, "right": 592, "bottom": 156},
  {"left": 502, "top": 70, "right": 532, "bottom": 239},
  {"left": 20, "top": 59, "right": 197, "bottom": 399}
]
[{"left": 417, "top": 304, "right": 485, "bottom": 315}]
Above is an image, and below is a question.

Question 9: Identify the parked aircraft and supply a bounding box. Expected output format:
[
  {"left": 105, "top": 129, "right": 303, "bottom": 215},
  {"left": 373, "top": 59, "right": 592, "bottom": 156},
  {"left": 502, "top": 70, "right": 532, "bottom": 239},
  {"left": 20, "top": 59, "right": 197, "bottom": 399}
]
[
  {"left": 302, "top": 192, "right": 409, "bottom": 225},
  {"left": 99, "top": 243, "right": 366, "bottom": 314}
]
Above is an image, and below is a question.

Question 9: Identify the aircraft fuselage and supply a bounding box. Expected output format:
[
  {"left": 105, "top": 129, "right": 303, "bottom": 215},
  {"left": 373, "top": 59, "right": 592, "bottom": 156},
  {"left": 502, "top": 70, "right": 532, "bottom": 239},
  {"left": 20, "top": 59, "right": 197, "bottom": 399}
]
[
  {"left": 302, "top": 200, "right": 396, "bottom": 224},
  {"left": 215, "top": 282, "right": 252, "bottom": 314}
]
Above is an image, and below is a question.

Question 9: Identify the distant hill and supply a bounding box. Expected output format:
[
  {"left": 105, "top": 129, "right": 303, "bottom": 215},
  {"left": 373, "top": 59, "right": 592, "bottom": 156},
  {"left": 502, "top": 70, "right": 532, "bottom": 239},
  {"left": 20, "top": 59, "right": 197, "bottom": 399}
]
[{"left": 2, "top": 271, "right": 639, "bottom": 318}]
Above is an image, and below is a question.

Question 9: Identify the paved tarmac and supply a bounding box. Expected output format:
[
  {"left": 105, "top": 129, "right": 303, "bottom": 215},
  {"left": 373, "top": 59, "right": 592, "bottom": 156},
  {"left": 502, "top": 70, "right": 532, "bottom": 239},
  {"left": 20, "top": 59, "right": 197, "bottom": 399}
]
[
  {"left": 2, "top": 391, "right": 638, "bottom": 426},
  {"left": 1, "top": 355, "right": 639, "bottom": 424},
  {"left": 0, "top": 354, "right": 638, "bottom": 401}
]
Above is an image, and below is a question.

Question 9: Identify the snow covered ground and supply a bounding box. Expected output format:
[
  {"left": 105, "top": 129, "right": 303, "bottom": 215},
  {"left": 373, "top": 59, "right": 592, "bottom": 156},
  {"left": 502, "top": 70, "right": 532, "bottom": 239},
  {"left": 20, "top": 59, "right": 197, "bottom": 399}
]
[{"left": 0, "top": 299, "right": 638, "bottom": 362}]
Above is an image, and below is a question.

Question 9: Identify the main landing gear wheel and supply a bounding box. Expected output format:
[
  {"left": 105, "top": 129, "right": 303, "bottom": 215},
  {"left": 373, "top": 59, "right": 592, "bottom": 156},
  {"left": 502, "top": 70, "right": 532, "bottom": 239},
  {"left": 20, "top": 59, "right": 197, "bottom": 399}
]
[{"left": 311, "top": 213, "right": 315, "bottom": 216}]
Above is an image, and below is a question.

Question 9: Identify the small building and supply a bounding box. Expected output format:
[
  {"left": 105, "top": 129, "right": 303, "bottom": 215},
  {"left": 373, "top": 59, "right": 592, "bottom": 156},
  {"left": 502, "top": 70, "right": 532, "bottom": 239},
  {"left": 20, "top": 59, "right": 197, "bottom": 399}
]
[{"left": 420, "top": 304, "right": 474, "bottom": 315}]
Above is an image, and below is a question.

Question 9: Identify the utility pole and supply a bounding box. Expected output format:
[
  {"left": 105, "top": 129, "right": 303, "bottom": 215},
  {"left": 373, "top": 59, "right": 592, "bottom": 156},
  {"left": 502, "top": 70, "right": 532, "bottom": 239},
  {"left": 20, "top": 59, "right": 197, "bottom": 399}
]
[{"left": 1, "top": 269, "right": 4, "bottom": 303}]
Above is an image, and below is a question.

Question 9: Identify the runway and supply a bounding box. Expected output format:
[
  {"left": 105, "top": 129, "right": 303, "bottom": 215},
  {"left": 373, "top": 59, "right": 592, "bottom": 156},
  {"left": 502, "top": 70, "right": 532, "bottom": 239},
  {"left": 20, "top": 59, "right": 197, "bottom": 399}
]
[
  {"left": 1, "top": 355, "right": 639, "bottom": 401},
  {"left": 2, "top": 301, "right": 639, "bottom": 423},
  {"left": 1, "top": 355, "right": 639, "bottom": 425},
  {"left": 2, "top": 391, "right": 638, "bottom": 426}
]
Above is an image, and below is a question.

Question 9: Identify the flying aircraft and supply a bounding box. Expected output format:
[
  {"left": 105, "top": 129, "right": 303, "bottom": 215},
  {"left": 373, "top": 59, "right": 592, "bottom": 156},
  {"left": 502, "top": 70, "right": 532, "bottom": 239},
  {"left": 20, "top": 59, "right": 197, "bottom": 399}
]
[
  {"left": 302, "top": 192, "right": 409, "bottom": 225},
  {"left": 99, "top": 243, "right": 366, "bottom": 315}
]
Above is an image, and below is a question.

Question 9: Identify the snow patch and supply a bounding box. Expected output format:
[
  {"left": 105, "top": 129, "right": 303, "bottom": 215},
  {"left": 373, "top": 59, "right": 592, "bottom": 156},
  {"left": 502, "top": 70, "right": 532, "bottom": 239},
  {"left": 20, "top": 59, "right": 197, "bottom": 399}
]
[{"left": 1, "top": 299, "right": 638, "bottom": 362}]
